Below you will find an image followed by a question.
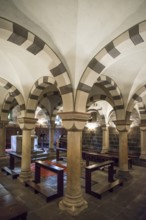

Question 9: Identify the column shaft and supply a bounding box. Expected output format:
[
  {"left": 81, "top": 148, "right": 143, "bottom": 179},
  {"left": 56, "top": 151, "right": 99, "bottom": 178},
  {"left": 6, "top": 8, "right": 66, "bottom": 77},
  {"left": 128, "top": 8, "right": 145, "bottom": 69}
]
[
  {"left": 119, "top": 130, "right": 129, "bottom": 171},
  {"left": 19, "top": 129, "right": 32, "bottom": 181},
  {"left": 101, "top": 126, "right": 109, "bottom": 153},
  {"left": 140, "top": 128, "right": 146, "bottom": 159},
  {"left": 115, "top": 120, "right": 131, "bottom": 180},
  {"left": 49, "top": 121, "right": 55, "bottom": 151},
  {"left": 59, "top": 130, "right": 87, "bottom": 215}
]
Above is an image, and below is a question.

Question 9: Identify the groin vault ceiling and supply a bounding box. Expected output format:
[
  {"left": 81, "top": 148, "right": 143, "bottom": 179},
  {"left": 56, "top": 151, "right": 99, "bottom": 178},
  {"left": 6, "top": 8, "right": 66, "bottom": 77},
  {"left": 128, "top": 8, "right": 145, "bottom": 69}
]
[{"left": 0, "top": 0, "right": 146, "bottom": 125}]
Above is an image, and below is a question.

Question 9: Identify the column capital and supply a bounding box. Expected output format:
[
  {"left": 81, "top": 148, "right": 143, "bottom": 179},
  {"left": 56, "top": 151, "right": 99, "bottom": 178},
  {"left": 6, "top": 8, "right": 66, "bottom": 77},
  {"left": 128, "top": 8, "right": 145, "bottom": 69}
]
[
  {"left": 101, "top": 124, "right": 108, "bottom": 131},
  {"left": 58, "top": 112, "right": 90, "bottom": 131},
  {"left": 114, "top": 120, "right": 131, "bottom": 132},
  {"left": 18, "top": 117, "right": 37, "bottom": 130}
]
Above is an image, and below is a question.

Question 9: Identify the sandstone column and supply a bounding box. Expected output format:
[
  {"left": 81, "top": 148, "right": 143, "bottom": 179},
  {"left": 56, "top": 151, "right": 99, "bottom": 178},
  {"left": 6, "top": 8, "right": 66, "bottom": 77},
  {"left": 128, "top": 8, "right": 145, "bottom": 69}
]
[
  {"left": 140, "top": 124, "right": 146, "bottom": 159},
  {"left": 58, "top": 112, "right": 89, "bottom": 216},
  {"left": 115, "top": 120, "right": 131, "bottom": 180},
  {"left": 101, "top": 125, "right": 109, "bottom": 153},
  {"left": 49, "top": 120, "right": 55, "bottom": 151},
  {"left": 0, "top": 121, "right": 7, "bottom": 157},
  {"left": 18, "top": 117, "right": 37, "bottom": 182}
]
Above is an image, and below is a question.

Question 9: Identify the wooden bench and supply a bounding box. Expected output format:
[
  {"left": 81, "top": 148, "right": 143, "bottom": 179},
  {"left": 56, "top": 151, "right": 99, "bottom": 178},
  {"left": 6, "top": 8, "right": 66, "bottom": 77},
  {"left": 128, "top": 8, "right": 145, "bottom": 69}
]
[
  {"left": 0, "top": 183, "right": 28, "bottom": 220},
  {"left": 1, "top": 166, "right": 19, "bottom": 179},
  {"left": 56, "top": 147, "right": 67, "bottom": 161},
  {"left": 25, "top": 160, "right": 64, "bottom": 202},
  {"left": 82, "top": 151, "right": 132, "bottom": 169},
  {"left": 85, "top": 160, "right": 123, "bottom": 199},
  {"left": 0, "top": 152, "right": 22, "bottom": 179},
  {"left": 8, "top": 152, "right": 22, "bottom": 170}
]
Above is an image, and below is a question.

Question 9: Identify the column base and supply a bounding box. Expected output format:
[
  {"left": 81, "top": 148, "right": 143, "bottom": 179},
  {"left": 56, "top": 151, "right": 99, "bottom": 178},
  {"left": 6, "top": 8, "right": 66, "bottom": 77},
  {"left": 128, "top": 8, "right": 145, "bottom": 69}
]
[
  {"left": 100, "top": 149, "right": 108, "bottom": 154},
  {"left": 59, "top": 193, "right": 88, "bottom": 216},
  {"left": 139, "top": 154, "right": 146, "bottom": 160},
  {"left": 18, "top": 170, "right": 33, "bottom": 183},
  {"left": 116, "top": 170, "right": 132, "bottom": 181}
]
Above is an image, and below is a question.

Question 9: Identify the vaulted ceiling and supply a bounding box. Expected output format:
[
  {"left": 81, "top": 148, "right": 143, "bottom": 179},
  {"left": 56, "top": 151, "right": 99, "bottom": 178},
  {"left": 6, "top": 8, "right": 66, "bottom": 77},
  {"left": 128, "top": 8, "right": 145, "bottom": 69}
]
[{"left": 0, "top": 0, "right": 146, "bottom": 124}]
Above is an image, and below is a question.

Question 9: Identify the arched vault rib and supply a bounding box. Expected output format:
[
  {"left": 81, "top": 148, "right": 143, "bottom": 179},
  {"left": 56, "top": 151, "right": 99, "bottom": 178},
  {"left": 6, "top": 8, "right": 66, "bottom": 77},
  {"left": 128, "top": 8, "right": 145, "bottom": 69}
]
[
  {"left": 0, "top": 78, "right": 25, "bottom": 121},
  {"left": 87, "top": 75, "right": 124, "bottom": 120},
  {"left": 76, "top": 21, "right": 146, "bottom": 113},
  {"left": 97, "top": 75, "right": 124, "bottom": 120},
  {"left": 0, "top": 17, "right": 74, "bottom": 112},
  {"left": 26, "top": 76, "right": 57, "bottom": 118},
  {"left": 126, "top": 85, "right": 146, "bottom": 121}
]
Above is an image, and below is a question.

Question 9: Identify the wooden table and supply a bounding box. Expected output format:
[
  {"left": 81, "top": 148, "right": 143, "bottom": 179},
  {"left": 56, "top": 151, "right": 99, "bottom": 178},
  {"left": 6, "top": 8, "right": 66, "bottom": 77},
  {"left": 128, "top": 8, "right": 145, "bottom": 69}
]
[
  {"left": 1, "top": 152, "right": 21, "bottom": 179},
  {"left": 85, "top": 160, "right": 123, "bottom": 199},
  {"left": 82, "top": 151, "right": 132, "bottom": 169},
  {"left": 25, "top": 160, "right": 64, "bottom": 202},
  {"left": 56, "top": 147, "right": 67, "bottom": 161}
]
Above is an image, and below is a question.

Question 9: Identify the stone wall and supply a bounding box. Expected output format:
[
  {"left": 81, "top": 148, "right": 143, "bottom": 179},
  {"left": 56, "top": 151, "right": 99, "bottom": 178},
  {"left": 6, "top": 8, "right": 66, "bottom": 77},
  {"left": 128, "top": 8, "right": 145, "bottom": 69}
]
[
  {"left": 6, "top": 125, "right": 140, "bottom": 155},
  {"left": 128, "top": 126, "right": 140, "bottom": 156},
  {"left": 109, "top": 127, "right": 119, "bottom": 153},
  {"left": 82, "top": 127, "right": 102, "bottom": 152},
  {"left": 82, "top": 126, "right": 140, "bottom": 156}
]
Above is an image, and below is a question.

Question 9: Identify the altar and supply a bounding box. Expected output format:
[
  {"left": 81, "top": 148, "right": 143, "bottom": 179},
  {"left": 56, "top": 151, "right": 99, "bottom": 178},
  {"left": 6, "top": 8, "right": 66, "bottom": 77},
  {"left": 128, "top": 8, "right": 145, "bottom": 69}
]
[{"left": 11, "top": 135, "right": 38, "bottom": 154}]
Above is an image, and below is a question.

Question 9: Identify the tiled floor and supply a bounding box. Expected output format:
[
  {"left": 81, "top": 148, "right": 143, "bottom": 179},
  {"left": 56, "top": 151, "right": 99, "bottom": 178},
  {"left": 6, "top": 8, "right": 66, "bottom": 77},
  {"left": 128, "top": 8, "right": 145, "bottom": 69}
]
[{"left": 0, "top": 156, "right": 146, "bottom": 220}]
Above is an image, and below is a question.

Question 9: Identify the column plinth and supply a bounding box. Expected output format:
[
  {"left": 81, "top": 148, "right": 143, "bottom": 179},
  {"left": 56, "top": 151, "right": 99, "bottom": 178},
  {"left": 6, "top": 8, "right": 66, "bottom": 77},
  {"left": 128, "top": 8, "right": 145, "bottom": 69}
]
[{"left": 59, "top": 193, "right": 87, "bottom": 216}]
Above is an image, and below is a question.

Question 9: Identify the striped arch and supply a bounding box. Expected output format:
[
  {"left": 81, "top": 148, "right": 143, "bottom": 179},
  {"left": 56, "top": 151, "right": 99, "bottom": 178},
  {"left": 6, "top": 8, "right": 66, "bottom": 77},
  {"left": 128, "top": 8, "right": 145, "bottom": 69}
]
[
  {"left": 0, "top": 78, "right": 25, "bottom": 121},
  {"left": 87, "top": 94, "right": 113, "bottom": 108},
  {"left": 38, "top": 103, "right": 62, "bottom": 123},
  {"left": 126, "top": 85, "right": 146, "bottom": 121},
  {"left": 76, "top": 20, "right": 146, "bottom": 112},
  {"left": 38, "top": 103, "right": 61, "bottom": 123},
  {"left": 137, "top": 102, "right": 146, "bottom": 120},
  {"left": 87, "top": 108, "right": 105, "bottom": 126},
  {"left": 37, "top": 103, "right": 52, "bottom": 123},
  {"left": 37, "top": 103, "right": 50, "bottom": 118},
  {"left": 26, "top": 76, "right": 58, "bottom": 118},
  {"left": 108, "top": 109, "right": 117, "bottom": 127},
  {"left": 0, "top": 17, "right": 74, "bottom": 112},
  {"left": 37, "top": 89, "right": 62, "bottom": 122},
  {"left": 97, "top": 75, "right": 124, "bottom": 120}
]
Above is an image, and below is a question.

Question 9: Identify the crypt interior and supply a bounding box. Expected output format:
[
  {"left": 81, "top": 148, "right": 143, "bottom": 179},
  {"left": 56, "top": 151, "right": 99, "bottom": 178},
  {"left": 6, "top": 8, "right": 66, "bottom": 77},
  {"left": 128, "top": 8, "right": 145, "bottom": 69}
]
[{"left": 0, "top": 0, "right": 146, "bottom": 219}]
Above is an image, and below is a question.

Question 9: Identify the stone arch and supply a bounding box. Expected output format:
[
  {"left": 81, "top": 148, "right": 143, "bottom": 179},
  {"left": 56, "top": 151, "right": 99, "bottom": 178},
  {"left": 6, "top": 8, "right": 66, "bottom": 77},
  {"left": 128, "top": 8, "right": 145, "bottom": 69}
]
[
  {"left": 126, "top": 85, "right": 146, "bottom": 121},
  {"left": 0, "top": 17, "right": 74, "bottom": 112},
  {"left": 76, "top": 20, "right": 146, "bottom": 113},
  {"left": 0, "top": 78, "right": 25, "bottom": 121},
  {"left": 97, "top": 75, "right": 124, "bottom": 120},
  {"left": 108, "top": 109, "right": 116, "bottom": 126},
  {"left": 87, "top": 94, "right": 113, "bottom": 108},
  {"left": 26, "top": 76, "right": 60, "bottom": 118},
  {"left": 88, "top": 75, "right": 124, "bottom": 120}
]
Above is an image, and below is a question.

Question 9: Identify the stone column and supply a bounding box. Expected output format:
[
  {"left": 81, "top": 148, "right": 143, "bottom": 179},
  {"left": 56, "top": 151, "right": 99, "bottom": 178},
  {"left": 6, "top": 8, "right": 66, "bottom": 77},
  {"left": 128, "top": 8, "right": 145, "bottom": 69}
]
[
  {"left": 49, "top": 120, "right": 55, "bottom": 151},
  {"left": 140, "top": 126, "right": 146, "bottom": 159},
  {"left": 18, "top": 117, "right": 37, "bottom": 182},
  {"left": 0, "top": 121, "right": 7, "bottom": 157},
  {"left": 58, "top": 112, "right": 89, "bottom": 216},
  {"left": 101, "top": 125, "right": 109, "bottom": 153},
  {"left": 115, "top": 120, "right": 131, "bottom": 180}
]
